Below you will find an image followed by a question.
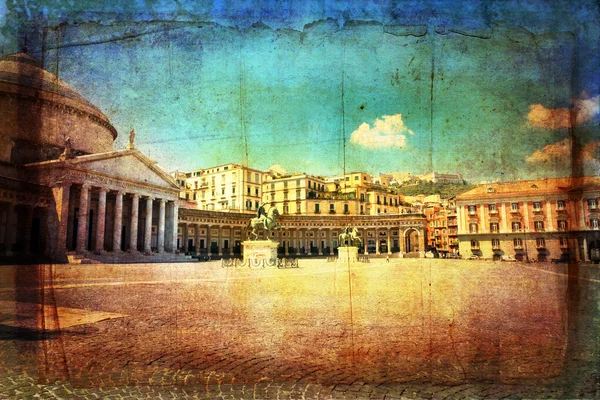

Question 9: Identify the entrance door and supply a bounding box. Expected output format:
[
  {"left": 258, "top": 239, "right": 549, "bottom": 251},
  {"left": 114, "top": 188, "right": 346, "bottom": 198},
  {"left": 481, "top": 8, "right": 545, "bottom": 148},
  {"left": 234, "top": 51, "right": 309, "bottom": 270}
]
[
  {"left": 121, "top": 225, "right": 127, "bottom": 251},
  {"left": 87, "top": 209, "right": 94, "bottom": 251},
  {"left": 72, "top": 208, "right": 79, "bottom": 250},
  {"left": 379, "top": 239, "right": 387, "bottom": 254}
]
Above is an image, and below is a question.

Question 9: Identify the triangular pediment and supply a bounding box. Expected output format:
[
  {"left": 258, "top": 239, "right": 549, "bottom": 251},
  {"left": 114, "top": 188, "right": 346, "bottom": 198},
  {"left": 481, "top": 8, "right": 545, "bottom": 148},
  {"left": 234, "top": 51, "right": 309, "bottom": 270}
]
[{"left": 69, "top": 150, "right": 179, "bottom": 189}]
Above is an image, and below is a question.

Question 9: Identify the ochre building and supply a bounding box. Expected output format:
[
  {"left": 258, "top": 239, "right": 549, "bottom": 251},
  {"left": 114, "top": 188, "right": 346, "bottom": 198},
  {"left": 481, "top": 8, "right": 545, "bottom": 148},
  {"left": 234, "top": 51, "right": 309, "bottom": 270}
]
[{"left": 456, "top": 177, "right": 600, "bottom": 262}]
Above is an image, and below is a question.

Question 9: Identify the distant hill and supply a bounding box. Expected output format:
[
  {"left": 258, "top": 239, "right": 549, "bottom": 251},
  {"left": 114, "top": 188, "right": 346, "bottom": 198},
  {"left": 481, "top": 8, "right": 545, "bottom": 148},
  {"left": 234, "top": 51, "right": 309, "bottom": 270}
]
[{"left": 394, "top": 181, "right": 476, "bottom": 198}]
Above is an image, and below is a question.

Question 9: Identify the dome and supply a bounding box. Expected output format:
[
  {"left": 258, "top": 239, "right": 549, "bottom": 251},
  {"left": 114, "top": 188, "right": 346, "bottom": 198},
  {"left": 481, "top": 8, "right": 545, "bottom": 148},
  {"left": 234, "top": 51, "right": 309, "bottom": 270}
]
[{"left": 0, "top": 52, "right": 117, "bottom": 163}]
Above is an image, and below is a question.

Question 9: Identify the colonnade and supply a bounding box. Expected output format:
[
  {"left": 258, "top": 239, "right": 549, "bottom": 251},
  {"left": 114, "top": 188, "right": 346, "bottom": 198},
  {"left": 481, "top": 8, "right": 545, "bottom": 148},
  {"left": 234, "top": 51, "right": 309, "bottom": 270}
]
[
  {"left": 175, "top": 218, "right": 425, "bottom": 256},
  {"left": 54, "top": 182, "right": 179, "bottom": 255}
]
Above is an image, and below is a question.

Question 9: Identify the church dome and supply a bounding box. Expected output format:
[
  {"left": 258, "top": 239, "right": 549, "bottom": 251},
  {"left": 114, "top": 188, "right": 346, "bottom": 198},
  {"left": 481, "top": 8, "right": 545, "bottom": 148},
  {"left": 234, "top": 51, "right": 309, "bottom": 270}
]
[{"left": 0, "top": 52, "right": 117, "bottom": 163}]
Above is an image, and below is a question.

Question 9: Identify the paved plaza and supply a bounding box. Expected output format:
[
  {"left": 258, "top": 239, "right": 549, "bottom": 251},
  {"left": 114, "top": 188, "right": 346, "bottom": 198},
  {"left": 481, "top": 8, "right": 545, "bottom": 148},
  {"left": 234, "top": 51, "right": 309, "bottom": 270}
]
[{"left": 0, "top": 259, "right": 598, "bottom": 399}]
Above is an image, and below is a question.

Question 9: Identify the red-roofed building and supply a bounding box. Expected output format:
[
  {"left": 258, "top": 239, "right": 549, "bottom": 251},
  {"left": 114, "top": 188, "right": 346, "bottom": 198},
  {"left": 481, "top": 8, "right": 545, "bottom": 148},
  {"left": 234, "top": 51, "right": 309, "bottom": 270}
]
[{"left": 455, "top": 177, "right": 600, "bottom": 262}]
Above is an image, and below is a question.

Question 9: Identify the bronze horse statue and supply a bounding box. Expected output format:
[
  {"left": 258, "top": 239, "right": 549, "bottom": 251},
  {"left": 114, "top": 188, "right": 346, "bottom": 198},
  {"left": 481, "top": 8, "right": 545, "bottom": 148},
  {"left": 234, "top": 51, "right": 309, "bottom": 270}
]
[{"left": 247, "top": 206, "right": 281, "bottom": 240}]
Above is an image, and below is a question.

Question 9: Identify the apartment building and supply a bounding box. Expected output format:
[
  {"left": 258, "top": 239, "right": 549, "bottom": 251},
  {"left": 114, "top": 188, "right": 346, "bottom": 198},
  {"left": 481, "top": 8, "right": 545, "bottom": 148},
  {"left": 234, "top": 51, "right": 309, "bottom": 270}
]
[
  {"left": 177, "top": 164, "right": 265, "bottom": 214},
  {"left": 456, "top": 177, "right": 600, "bottom": 262},
  {"left": 262, "top": 173, "right": 327, "bottom": 215}
]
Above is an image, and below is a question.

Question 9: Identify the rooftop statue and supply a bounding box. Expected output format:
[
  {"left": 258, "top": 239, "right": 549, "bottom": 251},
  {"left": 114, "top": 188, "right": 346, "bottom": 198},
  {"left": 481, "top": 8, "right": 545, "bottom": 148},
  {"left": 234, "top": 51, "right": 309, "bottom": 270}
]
[
  {"left": 127, "top": 128, "right": 135, "bottom": 149},
  {"left": 247, "top": 204, "right": 281, "bottom": 240},
  {"left": 58, "top": 136, "right": 73, "bottom": 161}
]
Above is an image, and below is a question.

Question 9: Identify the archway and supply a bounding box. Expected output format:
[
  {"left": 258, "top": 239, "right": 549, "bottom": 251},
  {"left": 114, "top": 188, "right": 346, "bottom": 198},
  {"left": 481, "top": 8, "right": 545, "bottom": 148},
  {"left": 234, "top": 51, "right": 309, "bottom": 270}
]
[{"left": 404, "top": 228, "right": 420, "bottom": 253}]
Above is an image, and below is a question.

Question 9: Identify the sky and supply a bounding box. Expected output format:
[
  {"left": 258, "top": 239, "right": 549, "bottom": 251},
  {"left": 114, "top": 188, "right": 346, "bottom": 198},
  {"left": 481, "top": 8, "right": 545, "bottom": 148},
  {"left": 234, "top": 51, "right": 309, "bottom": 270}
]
[{"left": 1, "top": 0, "right": 599, "bottom": 183}]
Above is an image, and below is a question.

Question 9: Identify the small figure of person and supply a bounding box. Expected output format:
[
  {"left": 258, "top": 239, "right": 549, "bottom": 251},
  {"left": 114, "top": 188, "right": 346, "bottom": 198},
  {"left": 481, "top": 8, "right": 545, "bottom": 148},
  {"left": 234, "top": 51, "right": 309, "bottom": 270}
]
[{"left": 386, "top": 254, "right": 390, "bottom": 263}]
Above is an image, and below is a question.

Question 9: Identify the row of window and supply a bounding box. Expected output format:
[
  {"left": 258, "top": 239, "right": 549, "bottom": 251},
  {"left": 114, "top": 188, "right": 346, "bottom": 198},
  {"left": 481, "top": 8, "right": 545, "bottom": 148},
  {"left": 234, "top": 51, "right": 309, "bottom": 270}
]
[
  {"left": 268, "top": 179, "right": 325, "bottom": 191},
  {"left": 470, "top": 237, "right": 555, "bottom": 249},
  {"left": 468, "top": 219, "right": 599, "bottom": 233},
  {"left": 467, "top": 199, "right": 598, "bottom": 214}
]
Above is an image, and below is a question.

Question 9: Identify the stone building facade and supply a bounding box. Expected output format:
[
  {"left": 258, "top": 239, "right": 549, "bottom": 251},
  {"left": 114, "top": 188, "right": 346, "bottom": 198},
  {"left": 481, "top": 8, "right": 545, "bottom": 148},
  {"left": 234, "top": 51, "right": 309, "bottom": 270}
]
[{"left": 456, "top": 177, "right": 600, "bottom": 262}]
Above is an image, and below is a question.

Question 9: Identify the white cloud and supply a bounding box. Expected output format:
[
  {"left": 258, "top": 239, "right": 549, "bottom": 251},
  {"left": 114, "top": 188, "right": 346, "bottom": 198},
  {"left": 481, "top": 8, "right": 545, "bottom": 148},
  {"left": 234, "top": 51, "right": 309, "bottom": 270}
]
[
  {"left": 525, "top": 138, "right": 571, "bottom": 163},
  {"left": 525, "top": 138, "right": 600, "bottom": 172},
  {"left": 350, "top": 114, "right": 414, "bottom": 149},
  {"left": 526, "top": 95, "right": 599, "bottom": 129}
]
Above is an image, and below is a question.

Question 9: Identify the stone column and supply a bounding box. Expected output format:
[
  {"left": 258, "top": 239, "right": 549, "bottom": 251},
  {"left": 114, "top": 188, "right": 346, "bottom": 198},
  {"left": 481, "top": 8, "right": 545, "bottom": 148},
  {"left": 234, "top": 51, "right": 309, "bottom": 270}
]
[
  {"left": 582, "top": 237, "right": 589, "bottom": 262},
  {"left": 375, "top": 228, "right": 380, "bottom": 254},
  {"left": 194, "top": 224, "right": 200, "bottom": 253},
  {"left": 182, "top": 223, "right": 189, "bottom": 252},
  {"left": 399, "top": 229, "right": 405, "bottom": 253},
  {"left": 129, "top": 194, "right": 140, "bottom": 252},
  {"left": 206, "top": 224, "right": 212, "bottom": 255},
  {"left": 218, "top": 226, "right": 223, "bottom": 256},
  {"left": 318, "top": 229, "right": 323, "bottom": 256},
  {"left": 157, "top": 199, "right": 166, "bottom": 253},
  {"left": 418, "top": 229, "right": 426, "bottom": 253},
  {"left": 95, "top": 188, "right": 108, "bottom": 253},
  {"left": 363, "top": 229, "right": 368, "bottom": 254},
  {"left": 579, "top": 199, "right": 585, "bottom": 230},
  {"left": 285, "top": 229, "right": 290, "bottom": 256},
  {"left": 144, "top": 197, "right": 153, "bottom": 253},
  {"left": 386, "top": 229, "right": 391, "bottom": 254},
  {"left": 76, "top": 183, "right": 90, "bottom": 252},
  {"left": 329, "top": 229, "right": 334, "bottom": 255},
  {"left": 112, "top": 191, "right": 124, "bottom": 252},
  {"left": 170, "top": 201, "right": 178, "bottom": 253},
  {"left": 23, "top": 205, "right": 34, "bottom": 253}
]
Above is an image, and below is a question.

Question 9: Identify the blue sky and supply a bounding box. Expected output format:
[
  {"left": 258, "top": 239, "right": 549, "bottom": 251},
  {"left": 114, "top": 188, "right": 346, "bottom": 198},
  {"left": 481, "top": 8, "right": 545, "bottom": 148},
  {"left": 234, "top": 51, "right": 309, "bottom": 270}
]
[{"left": 1, "top": 0, "right": 599, "bottom": 182}]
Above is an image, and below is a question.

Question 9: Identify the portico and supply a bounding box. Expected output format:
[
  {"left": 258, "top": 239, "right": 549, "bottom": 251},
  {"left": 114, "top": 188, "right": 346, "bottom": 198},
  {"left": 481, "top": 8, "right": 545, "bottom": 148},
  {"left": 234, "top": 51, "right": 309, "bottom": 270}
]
[{"left": 24, "top": 149, "right": 180, "bottom": 261}]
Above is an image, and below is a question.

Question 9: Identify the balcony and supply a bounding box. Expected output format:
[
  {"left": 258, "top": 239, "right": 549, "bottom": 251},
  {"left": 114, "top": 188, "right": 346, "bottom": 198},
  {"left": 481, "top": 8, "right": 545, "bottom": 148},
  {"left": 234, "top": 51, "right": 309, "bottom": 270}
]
[
  {"left": 510, "top": 209, "right": 520, "bottom": 214},
  {"left": 560, "top": 241, "right": 569, "bottom": 249},
  {"left": 468, "top": 211, "right": 477, "bottom": 216},
  {"left": 514, "top": 245, "right": 523, "bottom": 250},
  {"left": 536, "top": 243, "right": 546, "bottom": 249},
  {"left": 492, "top": 244, "right": 501, "bottom": 250},
  {"left": 329, "top": 210, "right": 336, "bottom": 214},
  {"left": 470, "top": 244, "right": 480, "bottom": 250},
  {"left": 488, "top": 209, "right": 498, "bottom": 215}
]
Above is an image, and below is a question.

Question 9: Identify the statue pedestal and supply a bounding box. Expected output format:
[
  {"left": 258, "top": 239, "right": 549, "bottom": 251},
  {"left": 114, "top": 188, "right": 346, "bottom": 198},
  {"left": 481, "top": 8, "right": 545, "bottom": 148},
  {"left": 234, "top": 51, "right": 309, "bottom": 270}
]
[
  {"left": 242, "top": 240, "right": 279, "bottom": 262},
  {"left": 337, "top": 246, "right": 358, "bottom": 263}
]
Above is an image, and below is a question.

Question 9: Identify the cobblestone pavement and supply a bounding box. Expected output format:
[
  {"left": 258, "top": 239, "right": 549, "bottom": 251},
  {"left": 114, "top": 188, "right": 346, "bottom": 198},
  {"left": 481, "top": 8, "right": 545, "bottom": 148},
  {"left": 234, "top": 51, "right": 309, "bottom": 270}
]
[{"left": 0, "top": 259, "right": 598, "bottom": 399}]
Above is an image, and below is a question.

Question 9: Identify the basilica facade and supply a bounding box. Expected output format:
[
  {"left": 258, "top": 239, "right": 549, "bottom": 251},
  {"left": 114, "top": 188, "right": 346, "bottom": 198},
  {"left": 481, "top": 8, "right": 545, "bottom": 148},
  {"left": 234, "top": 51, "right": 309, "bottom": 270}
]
[{"left": 0, "top": 53, "right": 181, "bottom": 263}]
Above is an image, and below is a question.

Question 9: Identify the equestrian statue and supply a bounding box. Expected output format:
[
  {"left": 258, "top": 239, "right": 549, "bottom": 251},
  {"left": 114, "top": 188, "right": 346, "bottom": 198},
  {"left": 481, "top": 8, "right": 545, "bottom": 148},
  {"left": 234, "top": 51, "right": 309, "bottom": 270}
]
[
  {"left": 247, "top": 202, "right": 281, "bottom": 240},
  {"left": 339, "top": 225, "right": 361, "bottom": 247}
]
